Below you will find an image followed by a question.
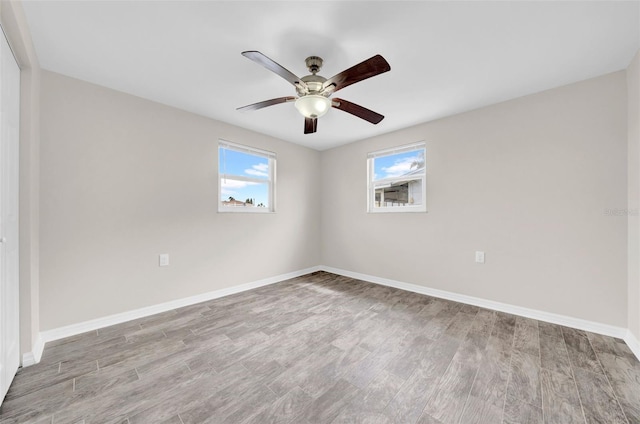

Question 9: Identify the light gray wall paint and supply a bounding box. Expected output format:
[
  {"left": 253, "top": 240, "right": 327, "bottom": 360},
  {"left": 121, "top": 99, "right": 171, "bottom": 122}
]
[
  {"left": 39, "top": 71, "right": 321, "bottom": 330},
  {"left": 321, "top": 71, "right": 628, "bottom": 327},
  {"left": 628, "top": 50, "right": 640, "bottom": 339},
  {"left": 38, "top": 66, "right": 632, "bottom": 332}
]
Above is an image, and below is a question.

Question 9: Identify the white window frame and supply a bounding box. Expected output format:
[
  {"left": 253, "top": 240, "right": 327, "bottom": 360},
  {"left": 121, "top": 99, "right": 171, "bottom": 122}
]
[
  {"left": 367, "top": 142, "right": 426, "bottom": 213},
  {"left": 218, "top": 140, "right": 276, "bottom": 213}
]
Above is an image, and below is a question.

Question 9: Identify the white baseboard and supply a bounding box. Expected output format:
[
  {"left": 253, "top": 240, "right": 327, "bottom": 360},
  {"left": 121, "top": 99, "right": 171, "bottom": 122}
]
[
  {"left": 21, "top": 266, "right": 320, "bottom": 366},
  {"left": 21, "top": 264, "right": 639, "bottom": 366},
  {"left": 625, "top": 330, "right": 640, "bottom": 360},
  {"left": 22, "top": 333, "right": 43, "bottom": 367},
  {"left": 320, "top": 266, "right": 630, "bottom": 341}
]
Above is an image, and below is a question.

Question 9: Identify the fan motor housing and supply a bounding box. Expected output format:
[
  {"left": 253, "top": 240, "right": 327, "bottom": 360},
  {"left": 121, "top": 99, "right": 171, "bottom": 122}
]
[{"left": 299, "top": 74, "right": 327, "bottom": 96}]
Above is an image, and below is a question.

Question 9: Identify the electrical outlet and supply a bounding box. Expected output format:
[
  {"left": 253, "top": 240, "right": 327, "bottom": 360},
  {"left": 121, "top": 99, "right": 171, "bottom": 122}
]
[
  {"left": 475, "top": 251, "right": 485, "bottom": 264},
  {"left": 159, "top": 254, "right": 170, "bottom": 267}
]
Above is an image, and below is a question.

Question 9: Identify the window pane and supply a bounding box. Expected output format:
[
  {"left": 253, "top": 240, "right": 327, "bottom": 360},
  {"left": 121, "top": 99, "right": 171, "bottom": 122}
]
[
  {"left": 374, "top": 179, "right": 423, "bottom": 207},
  {"left": 219, "top": 147, "right": 269, "bottom": 180},
  {"left": 372, "top": 149, "right": 424, "bottom": 181},
  {"left": 220, "top": 178, "right": 270, "bottom": 209},
  {"left": 368, "top": 143, "right": 426, "bottom": 213}
]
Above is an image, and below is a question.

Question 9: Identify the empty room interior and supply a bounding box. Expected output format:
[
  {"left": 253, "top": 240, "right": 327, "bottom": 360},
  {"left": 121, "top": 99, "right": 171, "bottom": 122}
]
[{"left": 1, "top": 1, "right": 640, "bottom": 423}]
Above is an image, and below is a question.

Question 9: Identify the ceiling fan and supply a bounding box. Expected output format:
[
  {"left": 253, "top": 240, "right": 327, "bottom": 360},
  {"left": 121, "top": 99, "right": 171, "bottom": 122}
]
[{"left": 237, "top": 51, "right": 391, "bottom": 134}]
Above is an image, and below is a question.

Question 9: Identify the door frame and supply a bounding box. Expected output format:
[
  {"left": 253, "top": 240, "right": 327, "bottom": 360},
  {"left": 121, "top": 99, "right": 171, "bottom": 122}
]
[{"left": 0, "top": 22, "right": 21, "bottom": 404}]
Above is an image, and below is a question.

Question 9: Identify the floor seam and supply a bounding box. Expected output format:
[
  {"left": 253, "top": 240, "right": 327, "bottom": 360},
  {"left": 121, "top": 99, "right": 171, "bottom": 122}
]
[
  {"left": 537, "top": 324, "right": 545, "bottom": 424},
  {"left": 500, "top": 316, "right": 517, "bottom": 424}
]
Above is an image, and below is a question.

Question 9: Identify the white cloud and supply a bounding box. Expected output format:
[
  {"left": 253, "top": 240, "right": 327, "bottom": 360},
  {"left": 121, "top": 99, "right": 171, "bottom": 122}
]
[
  {"left": 244, "top": 163, "right": 269, "bottom": 178},
  {"left": 245, "top": 169, "right": 268, "bottom": 177},
  {"left": 221, "top": 178, "right": 259, "bottom": 197},
  {"left": 381, "top": 155, "right": 421, "bottom": 178},
  {"left": 221, "top": 179, "right": 258, "bottom": 189}
]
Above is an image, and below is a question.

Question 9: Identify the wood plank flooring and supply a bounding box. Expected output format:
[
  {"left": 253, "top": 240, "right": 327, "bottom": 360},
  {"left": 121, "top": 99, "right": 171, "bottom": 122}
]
[{"left": 1, "top": 271, "right": 639, "bottom": 424}]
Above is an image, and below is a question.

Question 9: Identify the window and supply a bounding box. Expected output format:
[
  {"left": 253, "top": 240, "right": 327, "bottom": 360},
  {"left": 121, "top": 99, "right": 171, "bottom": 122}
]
[
  {"left": 367, "top": 142, "right": 426, "bottom": 213},
  {"left": 218, "top": 140, "right": 276, "bottom": 212}
]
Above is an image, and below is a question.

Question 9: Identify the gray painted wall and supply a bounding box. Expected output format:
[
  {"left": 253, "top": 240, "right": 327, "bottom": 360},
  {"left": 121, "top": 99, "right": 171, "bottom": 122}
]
[
  {"left": 36, "top": 61, "right": 635, "bottom": 334},
  {"left": 321, "top": 71, "right": 628, "bottom": 327},
  {"left": 39, "top": 71, "right": 321, "bottom": 330}
]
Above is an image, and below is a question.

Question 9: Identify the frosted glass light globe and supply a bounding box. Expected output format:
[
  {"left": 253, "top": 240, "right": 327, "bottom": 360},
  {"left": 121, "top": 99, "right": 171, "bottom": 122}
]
[{"left": 295, "top": 95, "right": 331, "bottom": 118}]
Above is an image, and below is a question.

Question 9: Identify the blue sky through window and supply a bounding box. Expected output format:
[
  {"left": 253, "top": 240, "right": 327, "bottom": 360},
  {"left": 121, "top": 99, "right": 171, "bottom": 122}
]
[
  {"left": 219, "top": 147, "right": 270, "bottom": 206},
  {"left": 373, "top": 149, "right": 424, "bottom": 181},
  {"left": 219, "top": 148, "right": 269, "bottom": 179}
]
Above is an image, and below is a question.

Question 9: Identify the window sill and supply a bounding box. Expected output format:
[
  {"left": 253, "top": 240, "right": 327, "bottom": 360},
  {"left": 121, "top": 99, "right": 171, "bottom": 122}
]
[
  {"left": 367, "top": 208, "right": 428, "bottom": 214},
  {"left": 218, "top": 208, "right": 275, "bottom": 214}
]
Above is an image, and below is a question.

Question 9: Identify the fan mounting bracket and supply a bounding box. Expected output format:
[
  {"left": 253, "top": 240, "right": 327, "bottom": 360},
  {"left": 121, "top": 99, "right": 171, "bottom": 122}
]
[{"left": 305, "top": 56, "right": 323, "bottom": 74}]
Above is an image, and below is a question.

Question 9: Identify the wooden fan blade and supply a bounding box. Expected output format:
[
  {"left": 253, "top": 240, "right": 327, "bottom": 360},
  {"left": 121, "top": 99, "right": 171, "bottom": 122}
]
[
  {"left": 237, "top": 96, "right": 296, "bottom": 111},
  {"left": 304, "top": 117, "right": 318, "bottom": 134},
  {"left": 322, "top": 55, "right": 390, "bottom": 94},
  {"left": 242, "top": 51, "right": 307, "bottom": 91},
  {"left": 332, "top": 98, "right": 384, "bottom": 124}
]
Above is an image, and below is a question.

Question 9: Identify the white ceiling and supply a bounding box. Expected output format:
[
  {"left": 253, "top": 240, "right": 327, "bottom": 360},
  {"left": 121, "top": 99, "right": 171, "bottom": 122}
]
[{"left": 22, "top": 1, "right": 640, "bottom": 151}]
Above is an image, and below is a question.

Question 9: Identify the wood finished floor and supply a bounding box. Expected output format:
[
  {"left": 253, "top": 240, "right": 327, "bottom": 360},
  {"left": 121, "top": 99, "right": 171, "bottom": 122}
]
[{"left": 1, "top": 271, "right": 639, "bottom": 424}]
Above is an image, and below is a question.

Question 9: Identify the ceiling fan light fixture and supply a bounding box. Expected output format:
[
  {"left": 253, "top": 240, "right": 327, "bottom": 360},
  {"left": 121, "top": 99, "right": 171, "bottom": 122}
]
[
  {"left": 239, "top": 51, "right": 390, "bottom": 133},
  {"left": 295, "top": 95, "right": 331, "bottom": 119}
]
